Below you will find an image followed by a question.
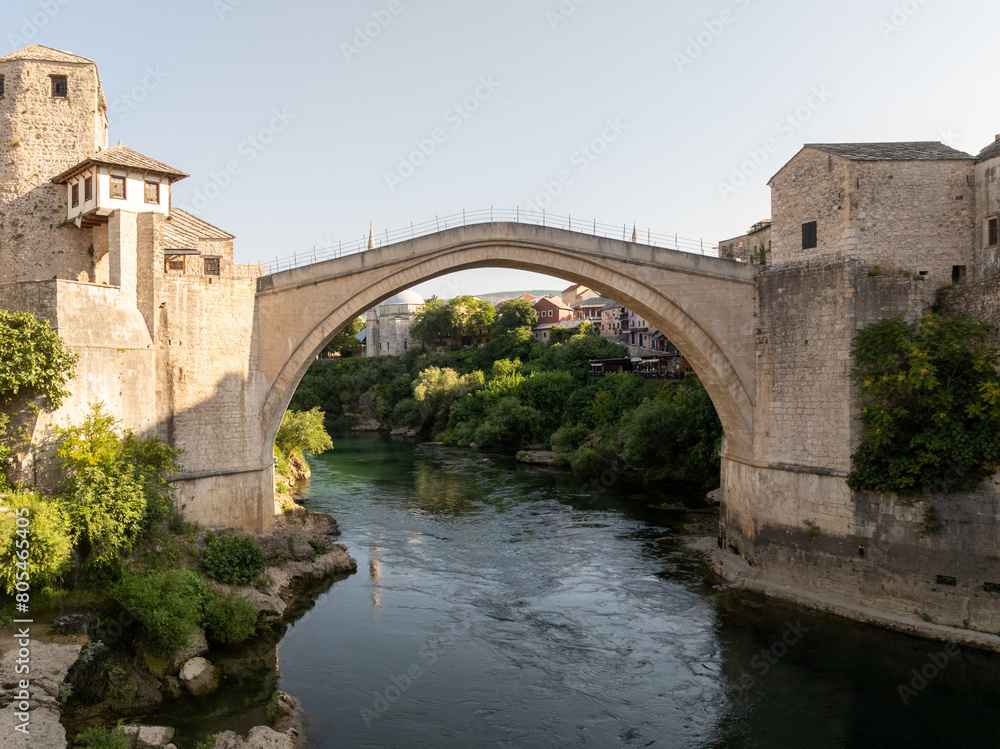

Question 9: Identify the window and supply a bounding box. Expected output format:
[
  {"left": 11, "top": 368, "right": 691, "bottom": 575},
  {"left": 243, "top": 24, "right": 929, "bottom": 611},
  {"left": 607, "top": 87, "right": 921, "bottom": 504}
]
[
  {"left": 71, "top": 183, "right": 79, "bottom": 208},
  {"left": 144, "top": 181, "right": 160, "bottom": 204},
  {"left": 110, "top": 176, "right": 126, "bottom": 199},
  {"left": 165, "top": 257, "right": 185, "bottom": 272},
  {"left": 988, "top": 216, "right": 998, "bottom": 247},
  {"left": 0, "top": 76, "right": 4, "bottom": 97},
  {"left": 204, "top": 257, "right": 220, "bottom": 276},
  {"left": 84, "top": 176, "right": 92, "bottom": 201},
  {"left": 802, "top": 221, "right": 818, "bottom": 250},
  {"left": 952, "top": 265, "right": 967, "bottom": 284},
  {"left": 50, "top": 75, "right": 67, "bottom": 98}
]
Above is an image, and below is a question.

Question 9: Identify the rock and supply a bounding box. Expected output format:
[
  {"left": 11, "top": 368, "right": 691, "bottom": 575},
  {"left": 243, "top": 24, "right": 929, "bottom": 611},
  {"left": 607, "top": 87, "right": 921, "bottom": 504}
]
[
  {"left": 0, "top": 639, "right": 83, "bottom": 749},
  {"left": 287, "top": 451, "right": 311, "bottom": 483},
  {"left": 390, "top": 425, "right": 419, "bottom": 437},
  {"left": 351, "top": 418, "right": 381, "bottom": 432},
  {"left": 288, "top": 535, "right": 315, "bottom": 562},
  {"left": 706, "top": 487, "right": 723, "bottom": 506},
  {"left": 179, "top": 657, "right": 220, "bottom": 696},
  {"left": 118, "top": 725, "right": 176, "bottom": 748},
  {"left": 51, "top": 612, "right": 100, "bottom": 636},
  {"left": 245, "top": 588, "right": 286, "bottom": 620},
  {"left": 516, "top": 450, "right": 558, "bottom": 466},
  {"left": 213, "top": 726, "right": 295, "bottom": 749},
  {"left": 162, "top": 676, "right": 183, "bottom": 699},
  {"left": 423, "top": 441, "right": 445, "bottom": 446},
  {"left": 69, "top": 650, "right": 163, "bottom": 715},
  {"left": 139, "top": 630, "right": 208, "bottom": 677}
]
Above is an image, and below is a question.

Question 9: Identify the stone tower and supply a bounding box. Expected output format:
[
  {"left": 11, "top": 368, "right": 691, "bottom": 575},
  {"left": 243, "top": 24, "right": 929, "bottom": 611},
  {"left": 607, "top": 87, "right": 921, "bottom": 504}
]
[{"left": 0, "top": 45, "right": 108, "bottom": 284}]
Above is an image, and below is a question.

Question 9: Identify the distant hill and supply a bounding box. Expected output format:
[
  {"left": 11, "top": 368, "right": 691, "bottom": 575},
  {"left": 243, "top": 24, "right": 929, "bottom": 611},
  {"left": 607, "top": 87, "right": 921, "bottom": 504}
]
[{"left": 473, "top": 289, "right": 562, "bottom": 305}]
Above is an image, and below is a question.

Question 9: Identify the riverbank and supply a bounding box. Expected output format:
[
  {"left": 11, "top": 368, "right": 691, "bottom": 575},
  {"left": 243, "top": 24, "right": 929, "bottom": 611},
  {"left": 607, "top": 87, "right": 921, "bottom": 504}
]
[
  {"left": 0, "top": 508, "right": 358, "bottom": 749},
  {"left": 682, "top": 533, "right": 1000, "bottom": 654}
]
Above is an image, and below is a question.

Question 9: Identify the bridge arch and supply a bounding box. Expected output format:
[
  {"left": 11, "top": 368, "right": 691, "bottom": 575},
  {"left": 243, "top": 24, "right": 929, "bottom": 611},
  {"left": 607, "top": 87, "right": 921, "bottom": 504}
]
[{"left": 254, "top": 223, "right": 757, "bottom": 469}]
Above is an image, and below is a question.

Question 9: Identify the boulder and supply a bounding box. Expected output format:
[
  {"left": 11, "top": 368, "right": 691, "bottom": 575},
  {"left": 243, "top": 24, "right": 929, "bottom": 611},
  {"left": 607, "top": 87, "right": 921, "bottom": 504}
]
[
  {"left": 213, "top": 726, "right": 295, "bottom": 749},
  {"left": 179, "top": 657, "right": 220, "bottom": 696},
  {"left": 139, "top": 630, "right": 209, "bottom": 677},
  {"left": 118, "top": 725, "right": 176, "bottom": 748},
  {"left": 70, "top": 650, "right": 163, "bottom": 715},
  {"left": 706, "top": 487, "right": 723, "bottom": 506},
  {"left": 352, "top": 418, "right": 381, "bottom": 432},
  {"left": 516, "top": 450, "right": 558, "bottom": 466},
  {"left": 245, "top": 588, "right": 286, "bottom": 620}
]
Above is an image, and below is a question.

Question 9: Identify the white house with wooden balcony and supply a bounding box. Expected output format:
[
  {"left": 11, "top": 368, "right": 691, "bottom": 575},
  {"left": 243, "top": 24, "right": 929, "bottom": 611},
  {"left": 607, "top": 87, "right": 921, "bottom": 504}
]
[{"left": 51, "top": 143, "right": 188, "bottom": 227}]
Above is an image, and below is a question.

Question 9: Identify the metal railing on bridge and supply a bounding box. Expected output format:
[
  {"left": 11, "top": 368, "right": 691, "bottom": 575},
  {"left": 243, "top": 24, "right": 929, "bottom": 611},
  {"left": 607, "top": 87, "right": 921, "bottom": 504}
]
[{"left": 265, "top": 208, "right": 718, "bottom": 275}]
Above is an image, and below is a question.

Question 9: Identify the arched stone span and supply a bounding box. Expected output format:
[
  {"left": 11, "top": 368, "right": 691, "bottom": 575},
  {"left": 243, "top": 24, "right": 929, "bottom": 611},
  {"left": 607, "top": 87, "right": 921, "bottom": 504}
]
[{"left": 254, "top": 222, "right": 757, "bottom": 467}]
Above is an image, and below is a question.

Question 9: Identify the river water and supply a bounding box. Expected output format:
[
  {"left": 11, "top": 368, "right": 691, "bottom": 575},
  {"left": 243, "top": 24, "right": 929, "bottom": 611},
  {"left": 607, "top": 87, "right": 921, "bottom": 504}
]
[{"left": 255, "top": 433, "right": 999, "bottom": 749}]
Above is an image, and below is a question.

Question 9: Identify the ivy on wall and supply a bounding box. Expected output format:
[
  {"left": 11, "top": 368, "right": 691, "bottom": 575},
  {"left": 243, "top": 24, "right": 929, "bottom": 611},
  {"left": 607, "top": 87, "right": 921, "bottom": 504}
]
[{"left": 848, "top": 313, "right": 1000, "bottom": 495}]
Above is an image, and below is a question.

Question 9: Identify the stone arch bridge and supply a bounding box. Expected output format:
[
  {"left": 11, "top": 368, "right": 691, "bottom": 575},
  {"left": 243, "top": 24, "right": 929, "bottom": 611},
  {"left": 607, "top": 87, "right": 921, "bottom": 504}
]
[{"left": 254, "top": 221, "right": 758, "bottom": 473}]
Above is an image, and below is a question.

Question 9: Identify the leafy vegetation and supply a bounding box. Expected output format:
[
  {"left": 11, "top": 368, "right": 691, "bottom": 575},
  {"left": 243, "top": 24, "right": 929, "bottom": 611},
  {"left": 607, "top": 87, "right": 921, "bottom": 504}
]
[
  {"left": 201, "top": 533, "right": 268, "bottom": 585},
  {"left": 0, "top": 308, "right": 79, "bottom": 410},
  {"left": 275, "top": 407, "right": 334, "bottom": 457},
  {"left": 494, "top": 298, "right": 538, "bottom": 332},
  {"left": 203, "top": 592, "right": 259, "bottom": 645},
  {"left": 292, "top": 322, "right": 724, "bottom": 490},
  {"left": 115, "top": 568, "right": 213, "bottom": 654},
  {"left": 848, "top": 314, "right": 1000, "bottom": 495},
  {"left": 74, "top": 726, "right": 129, "bottom": 749},
  {"left": 324, "top": 317, "right": 365, "bottom": 358},
  {"left": 55, "top": 403, "right": 181, "bottom": 566},
  {"left": 411, "top": 295, "right": 496, "bottom": 345},
  {"left": 0, "top": 492, "right": 73, "bottom": 594}
]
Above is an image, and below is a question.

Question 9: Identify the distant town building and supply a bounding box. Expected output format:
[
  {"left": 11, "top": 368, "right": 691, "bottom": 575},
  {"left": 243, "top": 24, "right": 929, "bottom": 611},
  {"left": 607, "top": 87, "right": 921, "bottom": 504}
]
[
  {"left": 533, "top": 294, "right": 573, "bottom": 323},
  {"left": 560, "top": 283, "right": 600, "bottom": 308},
  {"left": 365, "top": 290, "right": 425, "bottom": 357},
  {"left": 493, "top": 293, "right": 536, "bottom": 311}
]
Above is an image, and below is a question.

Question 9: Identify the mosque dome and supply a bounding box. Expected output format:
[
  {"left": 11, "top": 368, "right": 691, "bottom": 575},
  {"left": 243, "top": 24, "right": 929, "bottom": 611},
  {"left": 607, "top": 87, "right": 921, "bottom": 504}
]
[{"left": 381, "top": 290, "right": 425, "bottom": 307}]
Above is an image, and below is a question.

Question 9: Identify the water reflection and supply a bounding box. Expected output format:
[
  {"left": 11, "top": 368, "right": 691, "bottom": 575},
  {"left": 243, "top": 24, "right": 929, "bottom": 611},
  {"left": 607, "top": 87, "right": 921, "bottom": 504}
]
[{"left": 161, "top": 433, "right": 1000, "bottom": 748}]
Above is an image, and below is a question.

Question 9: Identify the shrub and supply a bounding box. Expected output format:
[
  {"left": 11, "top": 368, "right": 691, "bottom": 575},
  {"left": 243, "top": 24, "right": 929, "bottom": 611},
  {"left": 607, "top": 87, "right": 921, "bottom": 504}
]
[
  {"left": 0, "top": 309, "right": 79, "bottom": 410},
  {"left": 56, "top": 403, "right": 182, "bottom": 563},
  {"left": 74, "top": 726, "right": 129, "bottom": 749},
  {"left": 473, "top": 397, "right": 541, "bottom": 450},
  {"left": 413, "top": 367, "right": 475, "bottom": 424},
  {"left": 115, "top": 569, "right": 213, "bottom": 655},
  {"left": 0, "top": 493, "right": 73, "bottom": 594},
  {"left": 201, "top": 534, "right": 268, "bottom": 585},
  {"left": 391, "top": 398, "right": 422, "bottom": 427},
  {"left": 203, "top": 592, "right": 258, "bottom": 645},
  {"left": 275, "top": 407, "right": 333, "bottom": 457},
  {"left": 848, "top": 314, "right": 1000, "bottom": 494}
]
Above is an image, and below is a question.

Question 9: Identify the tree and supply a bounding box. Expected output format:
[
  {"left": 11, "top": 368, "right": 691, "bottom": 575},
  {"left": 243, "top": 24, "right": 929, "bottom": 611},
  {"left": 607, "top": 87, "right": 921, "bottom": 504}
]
[
  {"left": 411, "top": 297, "right": 452, "bottom": 345},
  {"left": 275, "top": 407, "right": 334, "bottom": 457},
  {"left": 324, "top": 318, "right": 364, "bottom": 358},
  {"left": 495, "top": 299, "right": 538, "bottom": 333},
  {"left": 0, "top": 309, "right": 79, "bottom": 409},
  {"left": 413, "top": 367, "right": 478, "bottom": 424},
  {"left": 447, "top": 296, "right": 496, "bottom": 339},
  {"left": 848, "top": 313, "right": 1000, "bottom": 494}
]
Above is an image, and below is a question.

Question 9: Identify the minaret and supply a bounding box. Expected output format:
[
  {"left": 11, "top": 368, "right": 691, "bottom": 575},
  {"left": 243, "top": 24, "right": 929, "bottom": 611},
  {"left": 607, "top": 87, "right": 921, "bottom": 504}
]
[{"left": 368, "top": 222, "right": 375, "bottom": 250}]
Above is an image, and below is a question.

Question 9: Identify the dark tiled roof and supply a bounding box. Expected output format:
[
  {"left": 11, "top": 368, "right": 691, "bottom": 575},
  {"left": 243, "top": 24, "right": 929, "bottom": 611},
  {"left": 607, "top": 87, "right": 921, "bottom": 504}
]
[
  {"left": 976, "top": 138, "right": 1000, "bottom": 163},
  {"left": 52, "top": 145, "right": 189, "bottom": 183},
  {"left": 807, "top": 142, "right": 974, "bottom": 161},
  {"left": 163, "top": 208, "right": 234, "bottom": 251},
  {"left": 0, "top": 45, "right": 94, "bottom": 64}
]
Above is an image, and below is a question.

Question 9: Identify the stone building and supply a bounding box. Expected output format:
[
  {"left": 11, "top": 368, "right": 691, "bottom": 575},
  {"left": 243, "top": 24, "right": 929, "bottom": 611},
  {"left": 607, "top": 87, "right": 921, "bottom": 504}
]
[
  {"left": 0, "top": 46, "right": 267, "bottom": 525},
  {"left": 365, "top": 290, "right": 424, "bottom": 356},
  {"left": 718, "top": 220, "right": 771, "bottom": 264}
]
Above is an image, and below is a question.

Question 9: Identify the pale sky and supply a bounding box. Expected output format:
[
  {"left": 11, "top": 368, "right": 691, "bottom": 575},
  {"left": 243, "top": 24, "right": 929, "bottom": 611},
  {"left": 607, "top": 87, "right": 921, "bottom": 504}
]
[{"left": 10, "top": 0, "right": 1000, "bottom": 298}]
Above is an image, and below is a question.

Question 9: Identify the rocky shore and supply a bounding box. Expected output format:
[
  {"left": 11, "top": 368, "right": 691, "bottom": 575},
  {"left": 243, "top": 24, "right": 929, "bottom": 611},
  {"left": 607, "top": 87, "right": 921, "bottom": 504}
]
[{"left": 2, "top": 509, "right": 356, "bottom": 749}]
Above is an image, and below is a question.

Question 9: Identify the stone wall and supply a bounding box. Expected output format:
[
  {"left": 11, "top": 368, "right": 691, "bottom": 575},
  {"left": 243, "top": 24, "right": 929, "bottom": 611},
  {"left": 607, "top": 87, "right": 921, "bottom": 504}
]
[
  {"left": 769, "top": 148, "right": 976, "bottom": 298},
  {"left": 0, "top": 56, "right": 105, "bottom": 285},
  {"left": 974, "top": 152, "right": 1000, "bottom": 279},
  {"left": 0, "top": 279, "right": 155, "bottom": 488}
]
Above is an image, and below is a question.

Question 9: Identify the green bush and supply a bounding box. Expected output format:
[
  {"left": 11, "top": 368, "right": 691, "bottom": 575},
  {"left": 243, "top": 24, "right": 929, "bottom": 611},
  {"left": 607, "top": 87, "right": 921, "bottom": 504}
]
[
  {"left": 201, "top": 533, "right": 268, "bottom": 585},
  {"left": 203, "top": 592, "right": 258, "bottom": 645},
  {"left": 848, "top": 314, "right": 1000, "bottom": 494},
  {"left": 0, "top": 493, "right": 73, "bottom": 594},
  {"left": 275, "top": 407, "right": 333, "bottom": 457},
  {"left": 0, "top": 309, "right": 79, "bottom": 410},
  {"left": 474, "top": 397, "right": 541, "bottom": 450},
  {"left": 56, "top": 403, "right": 182, "bottom": 564},
  {"left": 115, "top": 569, "right": 213, "bottom": 655},
  {"left": 74, "top": 726, "right": 129, "bottom": 749},
  {"left": 391, "top": 398, "right": 422, "bottom": 427}
]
